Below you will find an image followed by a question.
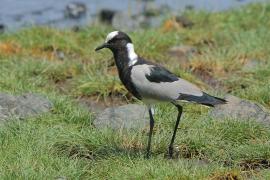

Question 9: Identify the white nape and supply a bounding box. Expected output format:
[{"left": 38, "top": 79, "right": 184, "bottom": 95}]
[
  {"left": 126, "top": 43, "right": 138, "bottom": 66},
  {"left": 150, "top": 107, "right": 155, "bottom": 115},
  {"left": 105, "top": 31, "right": 119, "bottom": 43}
]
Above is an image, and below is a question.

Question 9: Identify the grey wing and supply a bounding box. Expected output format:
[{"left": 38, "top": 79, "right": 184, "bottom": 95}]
[{"left": 130, "top": 64, "right": 203, "bottom": 102}]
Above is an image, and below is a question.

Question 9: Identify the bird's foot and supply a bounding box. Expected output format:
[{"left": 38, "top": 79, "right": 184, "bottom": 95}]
[
  {"left": 164, "top": 146, "right": 180, "bottom": 159},
  {"left": 144, "top": 151, "right": 151, "bottom": 159},
  {"left": 144, "top": 154, "right": 150, "bottom": 159}
]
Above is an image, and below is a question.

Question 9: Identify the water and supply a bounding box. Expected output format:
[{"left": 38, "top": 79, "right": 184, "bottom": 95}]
[{"left": 0, "top": 0, "right": 267, "bottom": 31}]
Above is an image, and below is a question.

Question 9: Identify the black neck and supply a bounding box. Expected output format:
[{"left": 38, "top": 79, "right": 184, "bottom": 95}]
[
  {"left": 112, "top": 48, "right": 130, "bottom": 72},
  {"left": 110, "top": 47, "right": 142, "bottom": 100}
]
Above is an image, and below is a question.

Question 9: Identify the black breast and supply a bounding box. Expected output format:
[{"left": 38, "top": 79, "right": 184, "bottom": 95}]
[
  {"left": 118, "top": 66, "right": 142, "bottom": 100},
  {"left": 112, "top": 49, "right": 142, "bottom": 100}
]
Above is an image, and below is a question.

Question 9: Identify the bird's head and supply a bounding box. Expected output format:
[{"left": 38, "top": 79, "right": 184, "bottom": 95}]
[{"left": 95, "top": 31, "right": 132, "bottom": 52}]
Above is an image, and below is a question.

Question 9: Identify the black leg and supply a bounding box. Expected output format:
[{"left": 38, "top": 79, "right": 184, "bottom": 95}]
[
  {"left": 146, "top": 108, "right": 155, "bottom": 159},
  {"left": 168, "top": 103, "right": 183, "bottom": 158}
]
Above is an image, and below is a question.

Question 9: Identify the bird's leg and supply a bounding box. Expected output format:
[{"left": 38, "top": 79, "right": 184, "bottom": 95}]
[
  {"left": 146, "top": 107, "right": 155, "bottom": 159},
  {"left": 168, "top": 103, "right": 183, "bottom": 158}
]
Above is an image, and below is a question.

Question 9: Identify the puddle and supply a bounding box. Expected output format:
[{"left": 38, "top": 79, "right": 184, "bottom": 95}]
[{"left": 0, "top": 0, "right": 267, "bottom": 31}]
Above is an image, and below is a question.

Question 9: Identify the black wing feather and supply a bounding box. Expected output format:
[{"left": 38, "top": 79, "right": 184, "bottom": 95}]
[
  {"left": 178, "top": 92, "right": 227, "bottom": 107},
  {"left": 145, "top": 66, "right": 179, "bottom": 83}
]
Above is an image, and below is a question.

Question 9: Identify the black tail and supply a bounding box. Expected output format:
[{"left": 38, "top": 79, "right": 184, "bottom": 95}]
[
  {"left": 178, "top": 92, "right": 227, "bottom": 107},
  {"left": 199, "top": 92, "right": 227, "bottom": 107}
]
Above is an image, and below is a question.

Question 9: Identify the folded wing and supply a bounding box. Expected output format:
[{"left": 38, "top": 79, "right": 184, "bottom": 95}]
[{"left": 131, "top": 64, "right": 226, "bottom": 106}]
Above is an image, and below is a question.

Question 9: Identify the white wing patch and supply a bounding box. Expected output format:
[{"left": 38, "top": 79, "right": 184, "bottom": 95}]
[
  {"left": 131, "top": 64, "right": 203, "bottom": 102},
  {"left": 105, "top": 31, "right": 119, "bottom": 43},
  {"left": 126, "top": 43, "right": 138, "bottom": 66}
]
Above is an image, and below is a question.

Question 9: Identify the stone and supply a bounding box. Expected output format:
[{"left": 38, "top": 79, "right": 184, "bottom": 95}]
[
  {"left": 54, "top": 50, "right": 65, "bottom": 60},
  {"left": 94, "top": 104, "right": 149, "bottom": 130},
  {"left": 185, "top": 5, "right": 195, "bottom": 11},
  {"left": 112, "top": 12, "right": 147, "bottom": 31},
  {"left": 78, "top": 99, "right": 107, "bottom": 115},
  {"left": 143, "top": 2, "right": 162, "bottom": 17},
  {"left": 142, "top": 1, "right": 170, "bottom": 17},
  {"left": 65, "top": 2, "right": 87, "bottom": 19},
  {"left": 0, "top": 93, "right": 53, "bottom": 121},
  {"left": 175, "top": 15, "right": 194, "bottom": 28},
  {"left": 55, "top": 176, "right": 67, "bottom": 180},
  {"left": 209, "top": 95, "right": 270, "bottom": 125},
  {"left": 0, "top": 24, "right": 5, "bottom": 33},
  {"left": 78, "top": 96, "right": 126, "bottom": 115},
  {"left": 71, "top": 26, "right": 80, "bottom": 32},
  {"left": 99, "top": 9, "right": 116, "bottom": 24}
]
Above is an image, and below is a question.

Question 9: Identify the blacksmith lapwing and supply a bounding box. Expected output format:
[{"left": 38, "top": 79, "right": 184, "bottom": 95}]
[{"left": 95, "top": 31, "right": 226, "bottom": 158}]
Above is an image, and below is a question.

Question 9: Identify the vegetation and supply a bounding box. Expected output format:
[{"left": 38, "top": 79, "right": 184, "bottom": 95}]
[{"left": 0, "top": 3, "right": 269, "bottom": 179}]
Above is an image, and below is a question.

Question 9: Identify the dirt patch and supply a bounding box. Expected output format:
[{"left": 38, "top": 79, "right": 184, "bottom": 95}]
[
  {"left": 221, "top": 159, "right": 270, "bottom": 179},
  {"left": 239, "top": 159, "right": 270, "bottom": 171},
  {"left": 194, "top": 38, "right": 216, "bottom": 48},
  {"left": 121, "top": 135, "right": 144, "bottom": 150},
  {"left": 0, "top": 42, "right": 21, "bottom": 55},
  {"left": 66, "top": 144, "right": 94, "bottom": 160},
  {"left": 177, "top": 144, "right": 205, "bottom": 159},
  {"left": 51, "top": 67, "right": 130, "bottom": 113},
  {"left": 54, "top": 78, "right": 74, "bottom": 94},
  {"left": 192, "top": 66, "right": 225, "bottom": 90},
  {"left": 209, "top": 171, "right": 241, "bottom": 180},
  {"left": 77, "top": 95, "right": 128, "bottom": 114},
  {"left": 167, "top": 45, "right": 197, "bottom": 70},
  {"left": 53, "top": 142, "right": 94, "bottom": 160},
  {"left": 162, "top": 18, "right": 183, "bottom": 32},
  {"left": 162, "top": 16, "right": 194, "bottom": 32}
]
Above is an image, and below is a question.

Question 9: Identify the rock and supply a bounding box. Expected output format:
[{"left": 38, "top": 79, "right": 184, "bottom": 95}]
[
  {"left": 55, "top": 176, "right": 67, "bottom": 180},
  {"left": 142, "top": 1, "right": 170, "bottom": 17},
  {"left": 111, "top": 5, "right": 166, "bottom": 30},
  {"left": 65, "top": 2, "right": 87, "bottom": 19},
  {"left": 175, "top": 15, "right": 194, "bottom": 28},
  {"left": 99, "top": 9, "right": 116, "bottom": 24},
  {"left": 54, "top": 50, "right": 65, "bottom": 60},
  {"left": 71, "top": 26, "right": 80, "bottom": 32},
  {"left": 79, "top": 99, "right": 107, "bottom": 115},
  {"left": 78, "top": 96, "right": 126, "bottom": 115},
  {"left": 143, "top": 2, "right": 162, "bottom": 17},
  {"left": 0, "top": 93, "right": 53, "bottom": 121},
  {"left": 159, "top": 4, "right": 171, "bottom": 14},
  {"left": 209, "top": 95, "right": 270, "bottom": 125},
  {"left": 94, "top": 104, "right": 149, "bottom": 130},
  {"left": 0, "top": 24, "right": 5, "bottom": 33},
  {"left": 185, "top": 5, "right": 195, "bottom": 11},
  {"left": 112, "top": 12, "right": 147, "bottom": 31}
]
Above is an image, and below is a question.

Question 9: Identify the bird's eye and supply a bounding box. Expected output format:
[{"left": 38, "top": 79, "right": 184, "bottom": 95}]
[{"left": 108, "top": 38, "right": 116, "bottom": 44}]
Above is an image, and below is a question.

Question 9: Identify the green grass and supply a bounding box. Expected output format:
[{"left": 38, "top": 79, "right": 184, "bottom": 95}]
[{"left": 0, "top": 3, "right": 270, "bottom": 179}]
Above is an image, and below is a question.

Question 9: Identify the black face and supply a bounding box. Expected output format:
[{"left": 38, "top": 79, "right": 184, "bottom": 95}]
[{"left": 95, "top": 31, "right": 132, "bottom": 52}]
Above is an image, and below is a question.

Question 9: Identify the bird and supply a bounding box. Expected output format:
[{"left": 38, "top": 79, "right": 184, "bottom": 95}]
[{"left": 95, "top": 31, "right": 226, "bottom": 158}]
